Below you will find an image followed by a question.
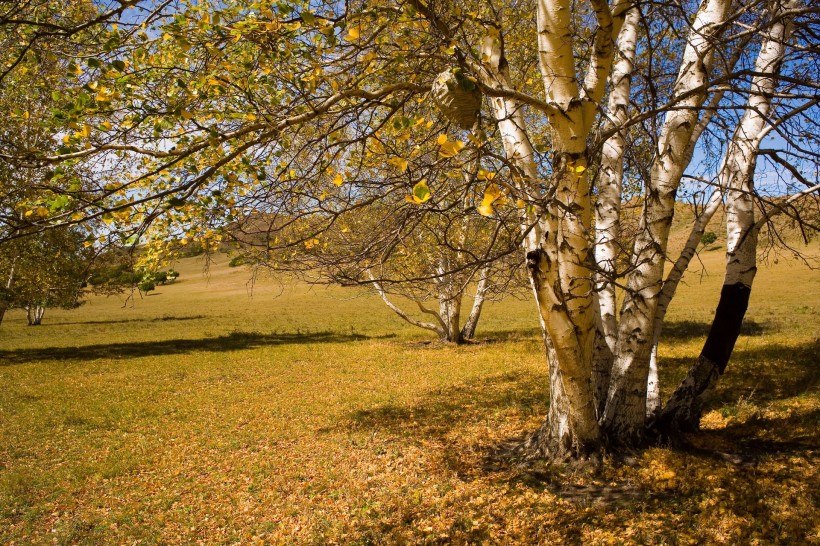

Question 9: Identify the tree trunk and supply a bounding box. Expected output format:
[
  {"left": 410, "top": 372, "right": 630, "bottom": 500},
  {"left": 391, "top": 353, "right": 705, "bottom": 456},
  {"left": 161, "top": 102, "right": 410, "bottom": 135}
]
[
  {"left": 646, "top": 188, "right": 725, "bottom": 417},
  {"left": 26, "top": 304, "right": 45, "bottom": 326},
  {"left": 461, "top": 266, "right": 489, "bottom": 340},
  {"left": 439, "top": 292, "right": 463, "bottom": 344},
  {"left": 0, "top": 257, "right": 17, "bottom": 328},
  {"left": 603, "top": 0, "right": 731, "bottom": 444},
  {"left": 592, "top": 6, "right": 640, "bottom": 418},
  {"left": 656, "top": 0, "right": 794, "bottom": 433}
]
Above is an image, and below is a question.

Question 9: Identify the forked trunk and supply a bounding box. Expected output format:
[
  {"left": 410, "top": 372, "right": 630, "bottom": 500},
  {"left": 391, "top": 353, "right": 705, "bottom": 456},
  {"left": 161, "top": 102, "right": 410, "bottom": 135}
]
[
  {"left": 439, "top": 292, "right": 463, "bottom": 344},
  {"left": 603, "top": 0, "right": 731, "bottom": 444},
  {"left": 655, "top": 0, "right": 794, "bottom": 434},
  {"left": 26, "top": 305, "right": 45, "bottom": 326}
]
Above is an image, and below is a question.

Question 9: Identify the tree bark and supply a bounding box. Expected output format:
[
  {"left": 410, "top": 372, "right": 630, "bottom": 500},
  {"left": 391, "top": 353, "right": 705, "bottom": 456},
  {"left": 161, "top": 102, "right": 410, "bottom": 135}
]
[
  {"left": 438, "top": 291, "right": 463, "bottom": 344},
  {"left": 656, "top": 0, "right": 795, "bottom": 433},
  {"left": 461, "top": 266, "right": 490, "bottom": 340},
  {"left": 26, "top": 304, "right": 45, "bottom": 326},
  {"left": 603, "top": 0, "right": 731, "bottom": 444},
  {"left": 592, "top": 6, "right": 640, "bottom": 418}
]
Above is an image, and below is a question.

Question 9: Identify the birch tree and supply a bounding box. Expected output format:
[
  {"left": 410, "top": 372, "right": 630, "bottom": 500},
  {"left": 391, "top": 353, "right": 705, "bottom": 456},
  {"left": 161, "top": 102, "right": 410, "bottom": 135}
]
[{"left": 1, "top": 0, "right": 817, "bottom": 458}]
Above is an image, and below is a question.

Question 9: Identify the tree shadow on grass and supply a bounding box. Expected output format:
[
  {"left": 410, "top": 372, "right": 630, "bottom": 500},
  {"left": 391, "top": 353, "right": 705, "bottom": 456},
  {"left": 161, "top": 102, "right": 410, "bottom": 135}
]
[
  {"left": 659, "top": 318, "right": 771, "bottom": 340},
  {"left": 659, "top": 338, "right": 820, "bottom": 405},
  {"left": 41, "top": 315, "right": 208, "bottom": 326},
  {"left": 344, "top": 338, "right": 818, "bottom": 494},
  {"left": 345, "top": 371, "right": 547, "bottom": 440},
  {"left": 0, "top": 331, "right": 395, "bottom": 365}
]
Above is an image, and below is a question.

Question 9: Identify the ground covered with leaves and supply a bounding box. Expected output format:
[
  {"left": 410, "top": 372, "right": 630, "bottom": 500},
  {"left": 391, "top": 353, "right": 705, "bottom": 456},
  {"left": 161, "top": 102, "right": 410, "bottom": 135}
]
[{"left": 1, "top": 251, "right": 818, "bottom": 545}]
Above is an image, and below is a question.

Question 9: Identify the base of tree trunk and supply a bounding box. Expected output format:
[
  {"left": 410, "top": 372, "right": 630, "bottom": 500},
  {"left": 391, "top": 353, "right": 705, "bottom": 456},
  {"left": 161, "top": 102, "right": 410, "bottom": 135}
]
[{"left": 651, "top": 354, "right": 720, "bottom": 435}]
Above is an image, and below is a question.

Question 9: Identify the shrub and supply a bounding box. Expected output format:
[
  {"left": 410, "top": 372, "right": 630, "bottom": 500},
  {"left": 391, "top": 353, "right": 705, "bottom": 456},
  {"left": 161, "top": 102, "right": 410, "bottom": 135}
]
[
  {"left": 701, "top": 231, "right": 718, "bottom": 246},
  {"left": 138, "top": 278, "right": 155, "bottom": 293}
]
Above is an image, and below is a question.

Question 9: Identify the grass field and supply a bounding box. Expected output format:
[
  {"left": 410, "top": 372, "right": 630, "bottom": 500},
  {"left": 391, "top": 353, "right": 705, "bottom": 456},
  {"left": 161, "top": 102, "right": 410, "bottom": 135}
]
[{"left": 1, "top": 237, "right": 818, "bottom": 544}]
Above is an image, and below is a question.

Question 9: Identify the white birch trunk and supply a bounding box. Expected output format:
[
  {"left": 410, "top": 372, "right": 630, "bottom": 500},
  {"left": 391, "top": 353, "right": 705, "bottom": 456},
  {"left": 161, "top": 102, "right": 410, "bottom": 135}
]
[
  {"left": 657, "top": 0, "right": 797, "bottom": 432},
  {"left": 645, "top": 187, "right": 724, "bottom": 416},
  {"left": 0, "top": 258, "right": 17, "bottom": 326},
  {"left": 604, "top": 0, "right": 732, "bottom": 443},
  {"left": 461, "top": 266, "right": 490, "bottom": 340},
  {"left": 592, "top": 6, "right": 640, "bottom": 417}
]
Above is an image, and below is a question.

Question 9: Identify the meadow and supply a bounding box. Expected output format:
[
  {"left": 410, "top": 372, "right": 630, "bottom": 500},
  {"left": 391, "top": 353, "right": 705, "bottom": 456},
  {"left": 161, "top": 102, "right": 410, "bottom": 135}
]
[{"left": 1, "top": 233, "right": 818, "bottom": 544}]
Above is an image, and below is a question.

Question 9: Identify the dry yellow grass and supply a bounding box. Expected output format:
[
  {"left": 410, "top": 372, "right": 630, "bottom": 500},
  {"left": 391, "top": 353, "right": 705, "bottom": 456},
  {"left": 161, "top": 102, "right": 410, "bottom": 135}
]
[{"left": 1, "top": 243, "right": 818, "bottom": 545}]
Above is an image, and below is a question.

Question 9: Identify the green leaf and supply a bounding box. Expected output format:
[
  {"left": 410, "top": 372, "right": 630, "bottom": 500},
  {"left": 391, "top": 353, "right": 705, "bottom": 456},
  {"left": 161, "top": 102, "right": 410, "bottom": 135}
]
[{"left": 406, "top": 180, "right": 431, "bottom": 204}]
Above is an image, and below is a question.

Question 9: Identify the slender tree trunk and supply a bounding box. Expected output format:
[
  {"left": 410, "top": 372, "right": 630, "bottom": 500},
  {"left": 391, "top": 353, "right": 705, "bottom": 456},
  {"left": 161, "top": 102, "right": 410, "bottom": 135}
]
[
  {"left": 603, "top": 0, "right": 731, "bottom": 444},
  {"left": 0, "top": 257, "right": 17, "bottom": 327},
  {"left": 461, "top": 266, "right": 490, "bottom": 340},
  {"left": 592, "top": 6, "right": 640, "bottom": 418},
  {"left": 439, "top": 291, "right": 463, "bottom": 344},
  {"left": 645, "top": 188, "right": 725, "bottom": 417},
  {"left": 657, "top": 0, "right": 795, "bottom": 433}
]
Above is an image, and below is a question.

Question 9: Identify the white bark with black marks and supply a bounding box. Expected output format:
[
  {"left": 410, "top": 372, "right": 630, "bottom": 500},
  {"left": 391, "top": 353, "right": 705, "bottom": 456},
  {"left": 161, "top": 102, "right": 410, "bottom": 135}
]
[
  {"left": 657, "top": 0, "right": 797, "bottom": 432},
  {"left": 604, "top": 0, "right": 732, "bottom": 443}
]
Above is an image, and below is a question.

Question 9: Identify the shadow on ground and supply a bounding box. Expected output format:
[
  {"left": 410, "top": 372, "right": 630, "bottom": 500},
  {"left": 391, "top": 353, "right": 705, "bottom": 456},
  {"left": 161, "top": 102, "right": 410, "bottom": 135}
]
[
  {"left": 659, "top": 318, "right": 771, "bottom": 340},
  {"left": 345, "top": 336, "right": 819, "bottom": 483},
  {"left": 0, "top": 331, "right": 395, "bottom": 365},
  {"left": 40, "top": 315, "right": 208, "bottom": 326},
  {"left": 661, "top": 338, "right": 820, "bottom": 404}
]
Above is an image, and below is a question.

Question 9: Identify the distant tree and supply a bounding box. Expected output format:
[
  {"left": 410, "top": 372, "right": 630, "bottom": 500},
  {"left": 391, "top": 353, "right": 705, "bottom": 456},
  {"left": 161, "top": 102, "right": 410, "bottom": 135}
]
[{"left": 0, "top": 228, "right": 91, "bottom": 326}]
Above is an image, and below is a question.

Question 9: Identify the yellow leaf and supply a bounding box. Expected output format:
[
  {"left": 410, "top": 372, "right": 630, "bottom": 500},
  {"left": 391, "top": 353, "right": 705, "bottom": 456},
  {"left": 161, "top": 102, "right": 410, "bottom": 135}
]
[
  {"left": 333, "top": 173, "right": 344, "bottom": 186},
  {"left": 369, "top": 138, "right": 385, "bottom": 154},
  {"left": 36, "top": 207, "right": 49, "bottom": 217},
  {"left": 437, "top": 133, "right": 448, "bottom": 145},
  {"left": 477, "top": 184, "right": 501, "bottom": 217},
  {"left": 24, "top": 209, "right": 34, "bottom": 217},
  {"left": 180, "top": 110, "right": 193, "bottom": 120},
  {"left": 101, "top": 120, "right": 112, "bottom": 130},
  {"left": 439, "top": 139, "right": 465, "bottom": 158},
  {"left": 345, "top": 27, "right": 360, "bottom": 41},
  {"left": 477, "top": 202, "right": 494, "bottom": 217},
  {"left": 568, "top": 162, "right": 587, "bottom": 174},
  {"left": 477, "top": 169, "right": 496, "bottom": 181},
  {"left": 388, "top": 157, "right": 408, "bottom": 173}
]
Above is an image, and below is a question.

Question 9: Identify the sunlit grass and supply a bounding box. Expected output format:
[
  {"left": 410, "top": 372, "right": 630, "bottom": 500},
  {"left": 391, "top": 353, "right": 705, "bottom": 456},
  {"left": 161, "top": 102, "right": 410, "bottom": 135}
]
[{"left": 1, "top": 247, "right": 818, "bottom": 545}]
